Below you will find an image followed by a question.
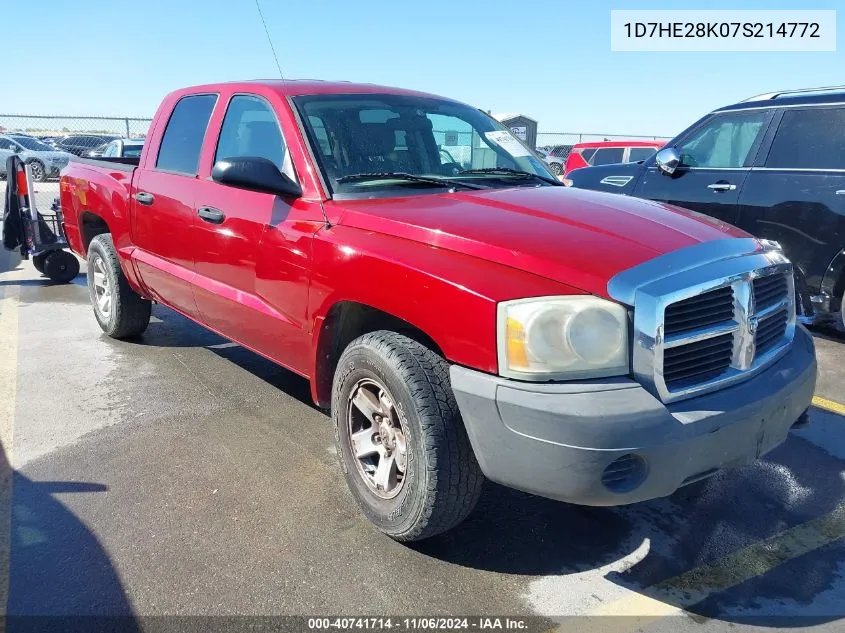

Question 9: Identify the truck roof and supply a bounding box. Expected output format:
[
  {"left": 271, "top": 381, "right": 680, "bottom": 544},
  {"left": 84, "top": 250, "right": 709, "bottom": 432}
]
[{"left": 171, "top": 79, "right": 458, "bottom": 101}]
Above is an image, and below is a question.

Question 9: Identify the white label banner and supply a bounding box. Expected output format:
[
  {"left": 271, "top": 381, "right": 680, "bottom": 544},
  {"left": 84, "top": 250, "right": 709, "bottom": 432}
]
[{"left": 610, "top": 10, "right": 836, "bottom": 52}]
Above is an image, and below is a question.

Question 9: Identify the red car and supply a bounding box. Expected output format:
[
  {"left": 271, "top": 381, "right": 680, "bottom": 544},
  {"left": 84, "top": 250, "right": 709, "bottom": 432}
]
[
  {"left": 60, "top": 80, "right": 814, "bottom": 541},
  {"left": 563, "top": 140, "right": 665, "bottom": 176}
]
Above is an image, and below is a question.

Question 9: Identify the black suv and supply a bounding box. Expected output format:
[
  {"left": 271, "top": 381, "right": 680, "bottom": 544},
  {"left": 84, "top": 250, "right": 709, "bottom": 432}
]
[{"left": 566, "top": 86, "right": 845, "bottom": 331}]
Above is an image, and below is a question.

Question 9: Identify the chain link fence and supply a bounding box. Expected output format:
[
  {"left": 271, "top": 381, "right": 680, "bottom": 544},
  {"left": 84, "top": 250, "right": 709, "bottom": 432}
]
[
  {"left": 536, "top": 132, "right": 671, "bottom": 148},
  {"left": 0, "top": 114, "right": 672, "bottom": 211},
  {"left": 0, "top": 114, "right": 152, "bottom": 213}
]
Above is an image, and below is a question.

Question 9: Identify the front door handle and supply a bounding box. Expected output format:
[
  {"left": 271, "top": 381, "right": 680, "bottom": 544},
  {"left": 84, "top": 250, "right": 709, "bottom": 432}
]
[
  {"left": 133, "top": 191, "right": 154, "bottom": 205},
  {"left": 707, "top": 182, "right": 737, "bottom": 192},
  {"left": 836, "top": 190, "right": 845, "bottom": 196},
  {"left": 197, "top": 206, "right": 226, "bottom": 224}
]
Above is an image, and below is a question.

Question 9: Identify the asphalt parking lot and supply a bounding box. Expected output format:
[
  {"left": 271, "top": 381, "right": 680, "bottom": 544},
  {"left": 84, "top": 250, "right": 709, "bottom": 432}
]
[{"left": 1, "top": 243, "right": 845, "bottom": 633}]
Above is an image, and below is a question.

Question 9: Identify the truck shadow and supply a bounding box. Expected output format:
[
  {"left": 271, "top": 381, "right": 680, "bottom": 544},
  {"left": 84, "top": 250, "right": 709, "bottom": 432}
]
[
  {"left": 0, "top": 440, "right": 139, "bottom": 631},
  {"left": 140, "top": 306, "right": 320, "bottom": 410},
  {"left": 415, "top": 409, "right": 845, "bottom": 627}
]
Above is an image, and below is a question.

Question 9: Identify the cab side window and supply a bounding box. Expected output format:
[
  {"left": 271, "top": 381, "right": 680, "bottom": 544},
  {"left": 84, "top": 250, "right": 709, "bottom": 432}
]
[
  {"left": 156, "top": 94, "right": 218, "bottom": 175},
  {"left": 765, "top": 107, "right": 845, "bottom": 170},
  {"left": 677, "top": 112, "right": 769, "bottom": 169},
  {"left": 215, "top": 95, "right": 295, "bottom": 180}
]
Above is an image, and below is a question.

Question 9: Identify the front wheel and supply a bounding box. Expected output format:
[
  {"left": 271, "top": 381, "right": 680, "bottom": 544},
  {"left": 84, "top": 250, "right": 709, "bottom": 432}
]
[{"left": 332, "top": 331, "right": 484, "bottom": 542}]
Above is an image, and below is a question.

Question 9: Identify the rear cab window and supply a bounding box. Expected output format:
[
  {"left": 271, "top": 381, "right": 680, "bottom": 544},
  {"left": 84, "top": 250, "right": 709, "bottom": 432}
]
[{"left": 155, "top": 94, "right": 218, "bottom": 175}]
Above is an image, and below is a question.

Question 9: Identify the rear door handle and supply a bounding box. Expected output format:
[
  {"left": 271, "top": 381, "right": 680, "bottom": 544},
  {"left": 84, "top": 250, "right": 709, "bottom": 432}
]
[
  {"left": 133, "top": 191, "right": 154, "bottom": 205},
  {"left": 707, "top": 182, "right": 737, "bottom": 192},
  {"left": 197, "top": 206, "right": 225, "bottom": 224}
]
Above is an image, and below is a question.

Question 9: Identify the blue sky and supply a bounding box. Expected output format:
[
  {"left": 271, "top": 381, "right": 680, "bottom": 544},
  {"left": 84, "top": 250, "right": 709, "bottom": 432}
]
[{"left": 3, "top": 0, "right": 842, "bottom": 137}]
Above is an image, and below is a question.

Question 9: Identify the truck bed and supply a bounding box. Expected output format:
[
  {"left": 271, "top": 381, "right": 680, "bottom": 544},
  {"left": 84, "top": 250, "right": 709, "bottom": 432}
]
[{"left": 70, "top": 156, "right": 139, "bottom": 171}]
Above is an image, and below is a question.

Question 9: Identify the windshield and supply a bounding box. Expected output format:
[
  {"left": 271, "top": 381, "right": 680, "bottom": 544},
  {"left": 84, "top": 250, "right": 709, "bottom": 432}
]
[
  {"left": 11, "top": 136, "right": 54, "bottom": 151},
  {"left": 292, "top": 93, "right": 555, "bottom": 195}
]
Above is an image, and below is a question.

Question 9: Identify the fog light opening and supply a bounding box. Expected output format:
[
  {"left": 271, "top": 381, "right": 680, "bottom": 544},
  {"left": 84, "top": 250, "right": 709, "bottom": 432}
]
[{"left": 602, "top": 454, "right": 648, "bottom": 493}]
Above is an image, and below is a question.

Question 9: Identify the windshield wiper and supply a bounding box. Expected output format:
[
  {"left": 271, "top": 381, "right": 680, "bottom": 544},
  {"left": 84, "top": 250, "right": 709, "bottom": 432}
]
[
  {"left": 458, "top": 167, "right": 562, "bottom": 186},
  {"left": 336, "top": 172, "right": 486, "bottom": 190}
]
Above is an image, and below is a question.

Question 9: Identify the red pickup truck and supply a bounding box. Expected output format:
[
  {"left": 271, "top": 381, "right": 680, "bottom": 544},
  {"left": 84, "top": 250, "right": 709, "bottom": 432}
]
[{"left": 60, "top": 80, "right": 817, "bottom": 541}]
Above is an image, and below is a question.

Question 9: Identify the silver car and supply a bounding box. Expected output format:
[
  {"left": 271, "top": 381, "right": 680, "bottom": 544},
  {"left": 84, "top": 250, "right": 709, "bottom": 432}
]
[{"left": 0, "top": 134, "right": 74, "bottom": 181}]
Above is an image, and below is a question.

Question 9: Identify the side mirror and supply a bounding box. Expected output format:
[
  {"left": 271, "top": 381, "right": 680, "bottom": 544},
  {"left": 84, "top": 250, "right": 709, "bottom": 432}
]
[
  {"left": 655, "top": 147, "right": 680, "bottom": 175},
  {"left": 12, "top": 145, "right": 21, "bottom": 154},
  {"left": 211, "top": 156, "right": 302, "bottom": 197}
]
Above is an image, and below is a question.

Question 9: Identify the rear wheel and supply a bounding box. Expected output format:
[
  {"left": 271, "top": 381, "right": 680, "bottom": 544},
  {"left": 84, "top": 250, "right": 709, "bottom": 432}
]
[
  {"left": 87, "top": 234, "right": 151, "bottom": 338},
  {"left": 332, "top": 331, "right": 484, "bottom": 542},
  {"left": 42, "top": 250, "right": 79, "bottom": 283}
]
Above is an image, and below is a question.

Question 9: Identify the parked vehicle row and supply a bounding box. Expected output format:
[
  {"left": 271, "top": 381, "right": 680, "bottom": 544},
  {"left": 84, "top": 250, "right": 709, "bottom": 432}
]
[
  {"left": 563, "top": 140, "right": 664, "bottom": 175},
  {"left": 536, "top": 141, "right": 664, "bottom": 176},
  {"left": 59, "top": 79, "right": 815, "bottom": 542},
  {"left": 86, "top": 138, "right": 145, "bottom": 159},
  {"left": 0, "top": 134, "right": 73, "bottom": 181},
  {"left": 52, "top": 134, "right": 122, "bottom": 156},
  {"left": 566, "top": 86, "right": 845, "bottom": 332},
  {"left": 0, "top": 133, "right": 144, "bottom": 180}
]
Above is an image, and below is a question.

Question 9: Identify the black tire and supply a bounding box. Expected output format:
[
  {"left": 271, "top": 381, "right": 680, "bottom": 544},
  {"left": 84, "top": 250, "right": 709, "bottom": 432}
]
[
  {"left": 331, "top": 331, "right": 484, "bottom": 542},
  {"left": 87, "top": 234, "right": 151, "bottom": 338},
  {"left": 42, "top": 250, "right": 80, "bottom": 283},
  {"left": 27, "top": 160, "right": 46, "bottom": 182},
  {"left": 548, "top": 162, "right": 562, "bottom": 176},
  {"left": 32, "top": 253, "right": 48, "bottom": 274}
]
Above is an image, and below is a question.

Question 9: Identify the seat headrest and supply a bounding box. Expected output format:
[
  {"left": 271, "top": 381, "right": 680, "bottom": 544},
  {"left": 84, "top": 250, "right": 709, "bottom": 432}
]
[{"left": 357, "top": 123, "right": 396, "bottom": 156}]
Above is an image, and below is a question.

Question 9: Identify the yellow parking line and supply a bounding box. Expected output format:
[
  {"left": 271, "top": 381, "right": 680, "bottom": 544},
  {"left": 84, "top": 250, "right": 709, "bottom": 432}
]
[
  {"left": 812, "top": 396, "right": 845, "bottom": 416},
  {"left": 557, "top": 504, "right": 845, "bottom": 633}
]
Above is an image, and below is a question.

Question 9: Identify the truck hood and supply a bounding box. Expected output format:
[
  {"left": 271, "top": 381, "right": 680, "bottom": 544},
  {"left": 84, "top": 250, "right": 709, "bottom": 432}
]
[{"left": 333, "top": 186, "right": 748, "bottom": 299}]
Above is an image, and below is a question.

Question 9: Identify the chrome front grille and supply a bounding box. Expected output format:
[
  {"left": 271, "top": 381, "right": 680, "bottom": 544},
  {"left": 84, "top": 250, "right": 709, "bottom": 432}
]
[
  {"left": 664, "top": 286, "right": 734, "bottom": 335},
  {"left": 753, "top": 274, "right": 787, "bottom": 311},
  {"left": 607, "top": 238, "right": 797, "bottom": 404},
  {"left": 663, "top": 331, "right": 734, "bottom": 389},
  {"left": 756, "top": 308, "right": 789, "bottom": 355}
]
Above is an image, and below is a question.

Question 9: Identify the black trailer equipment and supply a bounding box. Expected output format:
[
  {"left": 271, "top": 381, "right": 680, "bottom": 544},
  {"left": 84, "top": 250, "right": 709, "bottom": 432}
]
[{"left": 2, "top": 155, "right": 79, "bottom": 283}]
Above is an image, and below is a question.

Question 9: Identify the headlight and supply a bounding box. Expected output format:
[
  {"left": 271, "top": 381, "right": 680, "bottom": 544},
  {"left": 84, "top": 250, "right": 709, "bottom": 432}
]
[{"left": 497, "top": 296, "right": 629, "bottom": 381}]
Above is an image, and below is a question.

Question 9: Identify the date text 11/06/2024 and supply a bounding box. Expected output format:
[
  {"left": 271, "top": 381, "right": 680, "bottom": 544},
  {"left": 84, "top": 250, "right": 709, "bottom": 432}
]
[{"left": 307, "top": 617, "right": 529, "bottom": 630}]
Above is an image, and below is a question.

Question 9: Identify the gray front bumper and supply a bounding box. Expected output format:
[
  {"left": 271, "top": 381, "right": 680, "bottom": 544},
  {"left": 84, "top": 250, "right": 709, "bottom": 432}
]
[{"left": 451, "top": 325, "right": 817, "bottom": 506}]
